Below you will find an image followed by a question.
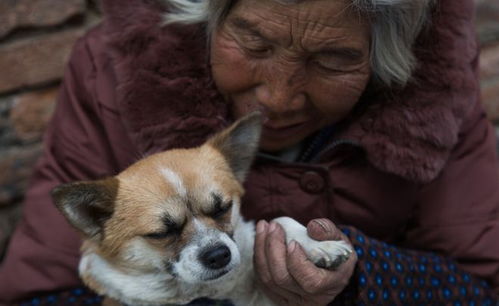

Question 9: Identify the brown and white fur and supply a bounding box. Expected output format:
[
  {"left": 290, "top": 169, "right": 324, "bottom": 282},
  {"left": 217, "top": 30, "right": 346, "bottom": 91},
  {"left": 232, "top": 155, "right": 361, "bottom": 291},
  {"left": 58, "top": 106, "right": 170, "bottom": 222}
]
[{"left": 52, "top": 113, "right": 352, "bottom": 306}]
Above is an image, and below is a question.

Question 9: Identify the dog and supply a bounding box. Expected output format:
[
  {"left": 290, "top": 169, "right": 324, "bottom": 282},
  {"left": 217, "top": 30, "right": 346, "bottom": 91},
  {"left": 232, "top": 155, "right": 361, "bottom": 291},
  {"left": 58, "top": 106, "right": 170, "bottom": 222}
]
[{"left": 52, "top": 113, "right": 353, "bottom": 306}]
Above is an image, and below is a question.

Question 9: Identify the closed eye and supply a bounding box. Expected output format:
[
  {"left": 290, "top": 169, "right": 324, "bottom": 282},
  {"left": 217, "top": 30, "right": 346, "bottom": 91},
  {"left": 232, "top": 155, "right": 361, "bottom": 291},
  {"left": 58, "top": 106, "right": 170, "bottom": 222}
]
[
  {"left": 144, "top": 217, "right": 183, "bottom": 239},
  {"left": 229, "top": 18, "right": 273, "bottom": 58},
  {"left": 210, "top": 194, "right": 233, "bottom": 219},
  {"left": 310, "top": 49, "right": 365, "bottom": 74},
  {"left": 241, "top": 41, "right": 273, "bottom": 58},
  {"left": 211, "top": 201, "right": 233, "bottom": 219},
  {"left": 144, "top": 231, "right": 173, "bottom": 239}
]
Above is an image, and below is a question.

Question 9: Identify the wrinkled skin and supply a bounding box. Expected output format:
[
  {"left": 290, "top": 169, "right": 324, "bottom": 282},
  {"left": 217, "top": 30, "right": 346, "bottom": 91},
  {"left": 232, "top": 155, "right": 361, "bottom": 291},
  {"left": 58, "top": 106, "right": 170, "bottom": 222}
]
[
  {"left": 210, "top": 0, "right": 370, "bottom": 304},
  {"left": 255, "top": 219, "right": 357, "bottom": 306},
  {"left": 210, "top": 0, "right": 371, "bottom": 152}
]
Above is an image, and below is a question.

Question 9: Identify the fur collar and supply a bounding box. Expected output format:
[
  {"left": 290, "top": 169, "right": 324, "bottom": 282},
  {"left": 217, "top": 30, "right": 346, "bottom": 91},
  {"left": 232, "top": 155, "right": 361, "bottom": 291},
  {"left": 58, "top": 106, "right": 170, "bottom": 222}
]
[
  {"left": 102, "top": 0, "right": 479, "bottom": 184},
  {"left": 102, "top": 0, "right": 229, "bottom": 155}
]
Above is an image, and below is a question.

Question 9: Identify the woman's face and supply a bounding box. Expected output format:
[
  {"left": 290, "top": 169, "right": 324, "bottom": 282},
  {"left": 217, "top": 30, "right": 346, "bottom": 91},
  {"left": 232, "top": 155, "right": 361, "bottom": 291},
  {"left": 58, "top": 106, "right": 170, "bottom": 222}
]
[{"left": 211, "top": 0, "right": 371, "bottom": 152}]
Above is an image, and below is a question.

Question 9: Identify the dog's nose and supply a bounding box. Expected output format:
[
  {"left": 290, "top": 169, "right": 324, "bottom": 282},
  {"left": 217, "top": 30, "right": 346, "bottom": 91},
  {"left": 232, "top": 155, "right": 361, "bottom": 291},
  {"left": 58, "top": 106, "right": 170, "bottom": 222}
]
[{"left": 199, "top": 245, "right": 231, "bottom": 269}]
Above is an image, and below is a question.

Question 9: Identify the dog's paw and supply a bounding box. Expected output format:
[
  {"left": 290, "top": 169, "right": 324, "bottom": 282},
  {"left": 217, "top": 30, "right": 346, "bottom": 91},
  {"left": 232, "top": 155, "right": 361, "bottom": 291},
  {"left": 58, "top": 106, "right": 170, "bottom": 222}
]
[
  {"left": 272, "top": 217, "right": 354, "bottom": 270},
  {"left": 305, "top": 240, "right": 353, "bottom": 270}
]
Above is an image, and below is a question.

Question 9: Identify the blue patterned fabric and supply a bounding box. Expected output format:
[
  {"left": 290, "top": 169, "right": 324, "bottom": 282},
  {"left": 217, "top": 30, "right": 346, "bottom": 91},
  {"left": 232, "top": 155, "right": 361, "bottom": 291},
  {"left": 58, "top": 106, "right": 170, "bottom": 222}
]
[
  {"left": 332, "top": 226, "right": 498, "bottom": 305},
  {"left": 19, "top": 288, "right": 103, "bottom": 305},
  {"left": 18, "top": 288, "right": 233, "bottom": 306}
]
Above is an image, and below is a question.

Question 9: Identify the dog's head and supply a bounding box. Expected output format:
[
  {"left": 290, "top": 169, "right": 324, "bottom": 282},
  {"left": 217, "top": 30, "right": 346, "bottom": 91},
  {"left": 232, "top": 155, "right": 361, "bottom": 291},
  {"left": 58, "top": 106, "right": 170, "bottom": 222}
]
[{"left": 52, "top": 113, "right": 261, "bottom": 302}]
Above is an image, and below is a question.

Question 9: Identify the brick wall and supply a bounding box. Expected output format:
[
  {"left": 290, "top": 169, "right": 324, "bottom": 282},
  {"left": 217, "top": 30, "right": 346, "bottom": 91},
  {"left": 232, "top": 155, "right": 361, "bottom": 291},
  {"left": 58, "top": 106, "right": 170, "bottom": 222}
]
[
  {"left": 0, "top": 1, "right": 498, "bottom": 259},
  {"left": 0, "top": 0, "right": 101, "bottom": 257},
  {"left": 478, "top": 0, "right": 499, "bottom": 122}
]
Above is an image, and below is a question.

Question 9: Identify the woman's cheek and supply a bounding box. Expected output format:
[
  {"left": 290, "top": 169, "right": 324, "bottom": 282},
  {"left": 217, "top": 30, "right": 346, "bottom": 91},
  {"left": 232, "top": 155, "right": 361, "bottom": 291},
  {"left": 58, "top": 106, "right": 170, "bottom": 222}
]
[
  {"left": 210, "top": 34, "right": 255, "bottom": 95},
  {"left": 308, "top": 73, "right": 370, "bottom": 122}
]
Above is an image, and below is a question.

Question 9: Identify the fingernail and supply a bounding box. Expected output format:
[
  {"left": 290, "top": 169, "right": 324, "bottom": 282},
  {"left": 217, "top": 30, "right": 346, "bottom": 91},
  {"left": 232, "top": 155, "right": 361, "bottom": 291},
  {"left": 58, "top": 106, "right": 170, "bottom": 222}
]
[
  {"left": 268, "top": 222, "right": 277, "bottom": 233},
  {"left": 256, "top": 220, "right": 267, "bottom": 234},
  {"left": 288, "top": 240, "right": 297, "bottom": 253},
  {"left": 313, "top": 219, "right": 329, "bottom": 232}
]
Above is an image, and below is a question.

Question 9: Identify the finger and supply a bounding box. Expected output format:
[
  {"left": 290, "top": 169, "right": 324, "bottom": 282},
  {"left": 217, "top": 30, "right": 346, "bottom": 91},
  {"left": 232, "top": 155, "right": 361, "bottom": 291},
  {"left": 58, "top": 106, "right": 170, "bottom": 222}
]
[
  {"left": 307, "top": 219, "right": 342, "bottom": 241},
  {"left": 286, "top": 241, "right": 343, "bottom": 296},
  {"left": 254, "top": 220, "right": 273, "bottom": 284},
  {"left": 265, "top": 223, "right": 302, "bottom": 293},
  {"left": 335, "top": 246, "right": 358, "bottom": 278},
  {"left": 255, "top": 221, "right": 301, "bottom": 303}
]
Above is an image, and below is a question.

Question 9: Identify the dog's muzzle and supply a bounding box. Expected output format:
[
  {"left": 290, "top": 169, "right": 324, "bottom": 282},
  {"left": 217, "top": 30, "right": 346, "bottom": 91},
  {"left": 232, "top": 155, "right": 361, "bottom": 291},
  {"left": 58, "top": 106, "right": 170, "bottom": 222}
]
[{"left": 198, "top": 244, "right": 231, "bottom": 270}]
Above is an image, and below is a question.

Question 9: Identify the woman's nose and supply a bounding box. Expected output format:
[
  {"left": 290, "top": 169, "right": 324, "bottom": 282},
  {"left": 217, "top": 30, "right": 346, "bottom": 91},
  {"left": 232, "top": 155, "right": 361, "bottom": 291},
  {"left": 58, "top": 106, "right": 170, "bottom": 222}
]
[{"left": 255, "top": 66, "right": 306, "bottom": 114}]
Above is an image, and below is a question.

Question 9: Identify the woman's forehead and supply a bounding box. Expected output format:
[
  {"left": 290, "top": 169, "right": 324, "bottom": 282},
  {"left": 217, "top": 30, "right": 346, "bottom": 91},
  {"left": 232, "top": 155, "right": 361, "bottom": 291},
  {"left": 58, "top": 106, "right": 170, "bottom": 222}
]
[{"left": 225, "top": 0, "right": 370, "bottom": 50}]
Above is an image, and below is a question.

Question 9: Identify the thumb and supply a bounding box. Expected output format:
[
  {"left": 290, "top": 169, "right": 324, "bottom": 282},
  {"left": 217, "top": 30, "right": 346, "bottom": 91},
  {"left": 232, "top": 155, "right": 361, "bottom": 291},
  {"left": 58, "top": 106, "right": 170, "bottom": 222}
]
[{"left": 307, "top": 218, "right": 342, "bottom": 241}]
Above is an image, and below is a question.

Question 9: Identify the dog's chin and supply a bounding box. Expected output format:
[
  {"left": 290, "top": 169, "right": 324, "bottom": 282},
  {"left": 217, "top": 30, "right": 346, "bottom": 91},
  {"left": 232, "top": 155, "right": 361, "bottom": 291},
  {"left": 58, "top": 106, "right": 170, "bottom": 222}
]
[
  {"left": 202, "top": 269, "right": 231, "bottom": 281},
  {"left": 200, "top": 262, "right": 240, "bottom": 283},
  {"left": 201, "top": 270, "right": 230, "bottom": 282}
]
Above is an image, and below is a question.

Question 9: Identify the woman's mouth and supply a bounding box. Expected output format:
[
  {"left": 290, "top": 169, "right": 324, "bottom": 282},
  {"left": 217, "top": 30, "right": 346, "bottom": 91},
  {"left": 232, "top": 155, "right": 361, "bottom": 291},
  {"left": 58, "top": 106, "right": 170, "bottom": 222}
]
[{"left": 262, "top": 121, "right": 310, "bottom": 139}]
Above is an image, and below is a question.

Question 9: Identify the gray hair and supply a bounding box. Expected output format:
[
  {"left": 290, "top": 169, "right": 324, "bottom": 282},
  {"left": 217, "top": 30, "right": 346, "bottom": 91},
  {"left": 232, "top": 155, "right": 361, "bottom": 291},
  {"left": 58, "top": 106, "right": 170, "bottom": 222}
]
[{"left": 162, "top": 0, "right": 433, "bottom": 88}]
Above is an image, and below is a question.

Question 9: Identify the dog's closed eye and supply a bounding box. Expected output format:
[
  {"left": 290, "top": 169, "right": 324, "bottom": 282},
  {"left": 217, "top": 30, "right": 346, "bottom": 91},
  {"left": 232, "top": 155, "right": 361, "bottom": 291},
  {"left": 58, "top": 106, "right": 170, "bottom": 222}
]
[
  {"left": 143, "top": 231, "right": 176, "bottom": 239},
  {"left": 144, "top": 216, "right": 183, "bottom": 239},
  {"left": 209, "top": 194, "right": 233, "bottom": 219},
  {"left": 210, "top": 202, "right": 232, "bottom": 219}
]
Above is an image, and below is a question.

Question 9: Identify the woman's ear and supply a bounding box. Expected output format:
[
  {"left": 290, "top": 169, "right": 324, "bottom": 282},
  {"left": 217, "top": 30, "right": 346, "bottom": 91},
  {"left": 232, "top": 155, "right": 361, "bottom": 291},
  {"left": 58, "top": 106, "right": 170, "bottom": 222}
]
[
  {"left": 51, "top": 178, "right": 119, "bottom": 240},
  {"left": 208, "top": 112, "right": 262, "bottom": 182}
]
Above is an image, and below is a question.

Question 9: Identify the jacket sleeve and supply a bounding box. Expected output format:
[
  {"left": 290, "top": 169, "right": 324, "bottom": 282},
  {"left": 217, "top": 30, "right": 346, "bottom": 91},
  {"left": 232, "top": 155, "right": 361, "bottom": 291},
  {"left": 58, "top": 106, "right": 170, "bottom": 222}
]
[
  {"left": 401, "top": 98, "right": 499, "bottom": 292},
  {"left": 0, "top": 28, "right": 124, "bottom": 302},
  {"left": 395, "top": 0, "right": 499, "bottom": 297},
  {"left": 332, "top": 95, "right": 499, "bottom": 305},
  {"left": 331, "top": 100, "right": 499, "bottom": 305}
]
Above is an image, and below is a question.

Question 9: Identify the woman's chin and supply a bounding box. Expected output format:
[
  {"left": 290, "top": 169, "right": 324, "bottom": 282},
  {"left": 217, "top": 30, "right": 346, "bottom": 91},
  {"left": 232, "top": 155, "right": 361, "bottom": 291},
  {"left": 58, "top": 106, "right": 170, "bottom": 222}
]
[
  {"left": 259, "top": 138, "right": 302, "bottom": 153},
  {"left": 259, "top": 123, "right": 319, "bottom": 153}
]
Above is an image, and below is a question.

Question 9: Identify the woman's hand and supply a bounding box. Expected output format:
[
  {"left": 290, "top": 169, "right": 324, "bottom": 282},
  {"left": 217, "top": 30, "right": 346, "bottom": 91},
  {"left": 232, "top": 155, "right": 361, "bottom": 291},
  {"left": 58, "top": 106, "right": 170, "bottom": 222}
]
[{"left": 254, "top": 218, "right": 357, "bottom": 306}]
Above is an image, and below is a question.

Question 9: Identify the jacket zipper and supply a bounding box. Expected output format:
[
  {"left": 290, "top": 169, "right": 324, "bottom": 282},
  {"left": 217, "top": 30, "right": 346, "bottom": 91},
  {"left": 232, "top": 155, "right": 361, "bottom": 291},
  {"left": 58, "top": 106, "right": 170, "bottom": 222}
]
[
  {"left": 310, "top": 139, "right": 362, "bottom": 163},
  {"left": 256, "top": 138, "right": 362, "bottom": 165}
]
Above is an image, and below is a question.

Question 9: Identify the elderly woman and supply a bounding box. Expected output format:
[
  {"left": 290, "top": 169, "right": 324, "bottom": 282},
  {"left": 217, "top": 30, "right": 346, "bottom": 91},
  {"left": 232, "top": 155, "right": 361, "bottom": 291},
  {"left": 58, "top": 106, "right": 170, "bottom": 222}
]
[{"left": 1, "top": 0, "right": 498, "bottom": 304}]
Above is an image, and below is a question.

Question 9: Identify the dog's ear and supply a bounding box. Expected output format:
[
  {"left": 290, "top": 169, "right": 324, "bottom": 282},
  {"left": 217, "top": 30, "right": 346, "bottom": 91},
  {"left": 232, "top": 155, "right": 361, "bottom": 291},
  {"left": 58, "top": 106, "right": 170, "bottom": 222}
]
[
  {"left": 51, "top": 178, "right": 118, "bottom": 239},
  {"left": 208, "top": 112, "right": 262, "bottom": 182}
]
